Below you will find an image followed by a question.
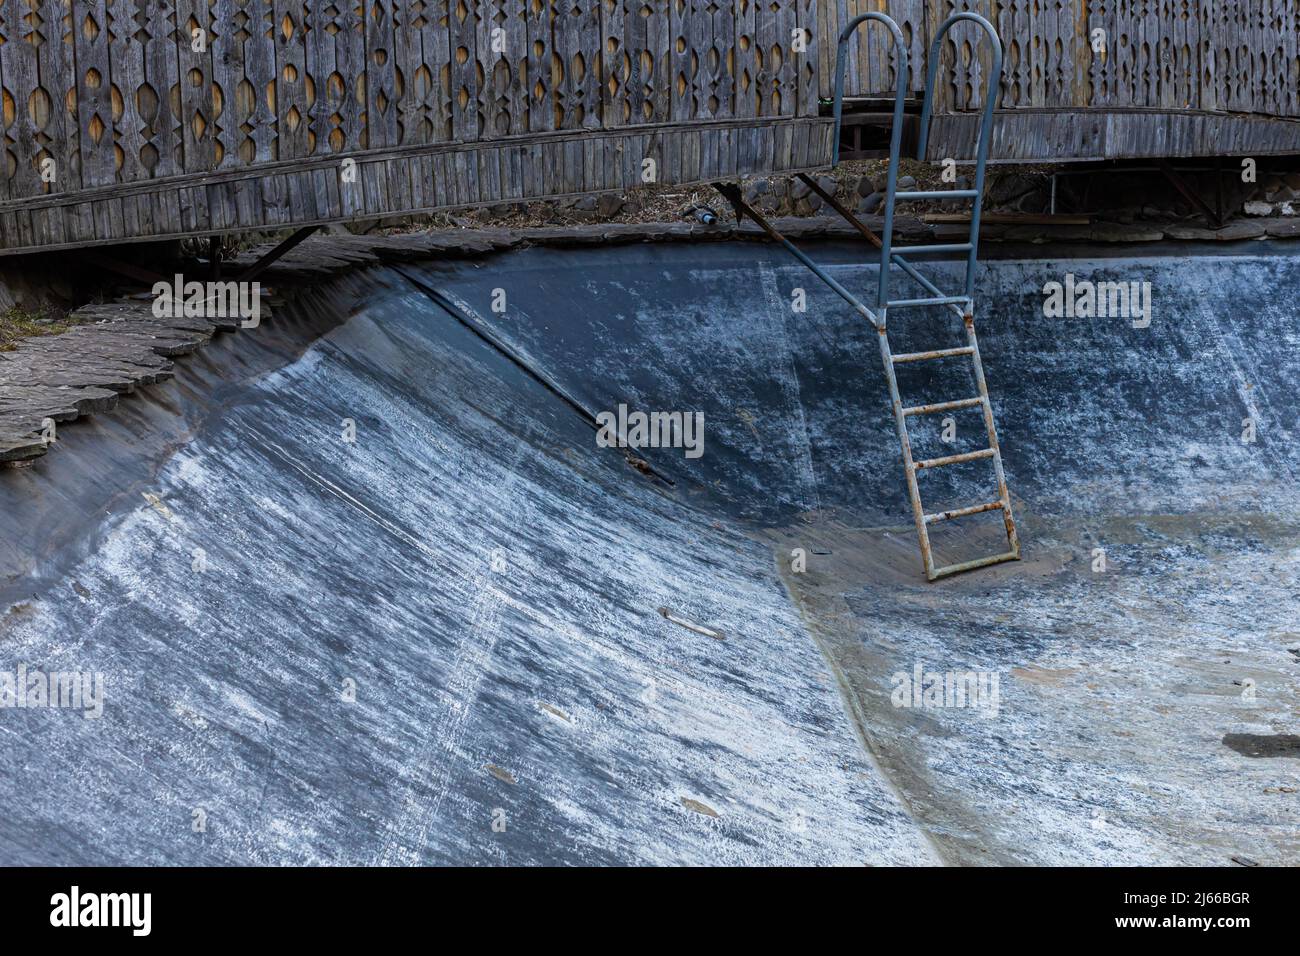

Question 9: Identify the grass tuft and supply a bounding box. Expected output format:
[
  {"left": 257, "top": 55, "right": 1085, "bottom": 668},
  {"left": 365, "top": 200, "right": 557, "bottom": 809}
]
[{"left": 0, "top": 305, "right": 78, "bottom": 352}]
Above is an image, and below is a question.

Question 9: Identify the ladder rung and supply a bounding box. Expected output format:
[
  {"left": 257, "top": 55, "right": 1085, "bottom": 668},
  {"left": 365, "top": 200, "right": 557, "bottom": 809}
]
[
  {"left": 903, "top": 396, "right": 985, "bottom": 417},
  {"left": 894, "top": 189, "right": 979, "bottom": 201},
  {"left": 890, "top": 243, "right": 973, "bottom": 256},
  {"left": 913, "top": 447, "right": 995, "bottom": 470},
  {"left": 924, "top": 499, "right": 1005, "bottom": 524},
  {"left": 928, "top": 550, "right": 1020, "bottom": 581},
  {"left": 891, "top": 346, "right": 974, "bottom": 364},
  {"left": 887, "top": 295, "right": 971, "bottom": 309}
]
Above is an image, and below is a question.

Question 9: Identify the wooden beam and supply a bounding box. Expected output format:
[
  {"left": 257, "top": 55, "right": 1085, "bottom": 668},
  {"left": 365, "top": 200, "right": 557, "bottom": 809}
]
[
  {"left": 1156, "top": 160, "right": 1222, "bottom": 228},
  {"left": 79, "top": 250, "right": 170, "bottom": 286},
  {"left": 237, "top": 226, "right": 321, "bottom": 282},
  {"left": 922, "top": 213, "right": 1092, "bottom": 225}
]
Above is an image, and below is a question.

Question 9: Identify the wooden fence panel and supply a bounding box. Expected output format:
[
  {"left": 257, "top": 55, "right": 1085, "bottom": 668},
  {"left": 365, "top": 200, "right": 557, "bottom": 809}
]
[{"left": 2, "top": 1, "right": 1299, "bottom": 253}]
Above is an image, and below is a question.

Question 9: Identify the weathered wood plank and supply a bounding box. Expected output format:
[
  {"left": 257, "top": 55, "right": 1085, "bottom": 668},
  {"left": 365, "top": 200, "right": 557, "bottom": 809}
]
[
  {"left": 175, "top": 0, "right": 217, "bottom": 171},
  {"left": 72, "top": 1, "right": 114, "bottom": 187},
  {"left": 366, "top": 0, "right": 402, "bottom": 150},
  {"left": 449, "top": 0, "right": 480, "bottom": 140},
  {"left": 554, "top": 0, "right": 601, "bottom": 129}
]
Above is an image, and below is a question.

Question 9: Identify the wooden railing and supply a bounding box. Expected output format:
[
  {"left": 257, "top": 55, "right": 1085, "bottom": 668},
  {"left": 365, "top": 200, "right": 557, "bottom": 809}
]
[
  {"left": 0, "top": 1, "right": 831, "bottom": 253},
  {"left": 822, "top": 1, "right": 1300, "bottom": 160},
  {"left": 0, "top": 2, "right": 1297, "bottom": 253},
  {"left": 823, "top": 0, "right": 1300, "bottom": 115}
]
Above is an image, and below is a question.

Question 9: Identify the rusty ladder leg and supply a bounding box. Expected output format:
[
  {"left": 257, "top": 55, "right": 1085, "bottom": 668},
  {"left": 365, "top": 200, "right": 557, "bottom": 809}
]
[{"left": 880, "top": 307, "right": 1020, "bottom": 580}]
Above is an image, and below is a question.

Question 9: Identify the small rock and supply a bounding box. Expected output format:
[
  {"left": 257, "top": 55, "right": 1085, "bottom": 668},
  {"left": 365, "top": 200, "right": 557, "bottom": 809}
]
[
  {"left": 596, "top": 193, "right": 623, "bottom": 217},
  {"left": 1264, "top": 218, "right": 1300, "bottom": 237},
  {"left": 1243, "top": 200, "right": 1273, "bottom": 216},
  {"left": 1003, "top": 224, "right": 1091, "bottom": 242},
  {"left": 816, "top": 174, "right": 837, "bottom": 196},
  {"left": 1015, "top": 188, "right": 1050, "bottom": 214},
  {"left": 986, "top": 171, "right": 1040, "bottom": 205},
  {"left": 896, "top": 175, "right": 917, "bottom": 189},
  {"left": 141, "top": 492, "right": 175, "bottom": 521},
  {"left": 681, "top": 797, "right": 720, "bottom": 818},
  {"left": 1215, "top": 220, "right": 1267, "bottom": 240},
  {"left": 856, "top": 175, "right": 878, "bottom": 196},
  {"left": 538, "top": 701, "right": 571, "bottom": 722},
  {"left": 1089, "top": 222, "right": 1164, "bottom": 242},
  {"left": 1163, "top": 224, "right": 1219, "bottom": 240},
  {"left": 790, "top": 176, "right": 812, "bottom": 200},
  {"left": 858, "top": 191, "right": 884, "bottom": 214}
]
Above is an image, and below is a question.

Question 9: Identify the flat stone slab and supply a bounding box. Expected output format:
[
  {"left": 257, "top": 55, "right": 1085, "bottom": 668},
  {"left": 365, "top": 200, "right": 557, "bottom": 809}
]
[{"left": 0, "top": 297, "right": 268, "bottom": 462}]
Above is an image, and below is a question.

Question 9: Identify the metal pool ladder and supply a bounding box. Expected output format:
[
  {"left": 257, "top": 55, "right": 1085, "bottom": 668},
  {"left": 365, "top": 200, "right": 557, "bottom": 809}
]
[{"left": 715, "top": 10, "right": 1019, "bottom": 581}]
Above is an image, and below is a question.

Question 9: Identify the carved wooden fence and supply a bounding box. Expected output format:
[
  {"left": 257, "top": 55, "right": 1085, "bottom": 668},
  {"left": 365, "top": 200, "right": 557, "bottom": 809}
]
[
  {"left": 822, "top": 1, "right": 1300, "bottom": 161},
  {"left": 0, "top": 1, "right": 830, "bottom": 253},
  {"left": 1, "top": 2, "right": 1298, "bottom": 254}
]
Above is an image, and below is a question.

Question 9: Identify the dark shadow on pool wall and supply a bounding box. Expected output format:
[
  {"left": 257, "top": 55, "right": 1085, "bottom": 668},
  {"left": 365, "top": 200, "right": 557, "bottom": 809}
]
[{"left": 1, "top": 240, "right": 1297, "bottom": 865}]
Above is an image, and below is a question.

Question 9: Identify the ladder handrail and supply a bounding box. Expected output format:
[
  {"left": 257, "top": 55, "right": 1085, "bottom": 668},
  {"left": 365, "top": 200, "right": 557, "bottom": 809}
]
[
  {"left": 830, "top": 13, "right": 909, "bottom": 311},
  {"left": 916, "top": 12, "right": 1003, "bottom": 298},
  {"left": 746, "top": 14, "right": 1019, "bottom": 581},
  {"left": 831, "top": 13, "right": 910, "bottom": 162},
  {"left": 916, "top": 11, "right": 1004, "bottom": 162}
]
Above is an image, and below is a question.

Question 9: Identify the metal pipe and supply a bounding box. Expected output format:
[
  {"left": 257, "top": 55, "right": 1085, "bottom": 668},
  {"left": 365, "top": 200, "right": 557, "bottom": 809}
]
[
  {"left": 902, "top": 395, "right": 985, "bottom": 417},
  {"left": 875, "top": 325, "right": 934, "bottom": 578},
  {"left": 913, "top": 447, "right": 995, "bottom": 470},
  {"left": 890, "top": 242, "right": 973, "bottom": 256},
  {"left": 890, "top": 345, "right": 975, "bottom": 363},
  {"left": 795, "top": 173, "right": 883, "bottom": 249},
  {"left": 916, "top": 12, "right": 1003, "bottom": 299},
  {"left": 924, "top": 500, "right": 1006, "bottom": 524},
  {"left": 887, "top": 295, "right": 972, "bottom": 309},
  {"left": 894, "top": 189, "right": 979, "bottom": 200},
  {"left": 830, "top": 12, "right": 909, "bottom": 310},
  {"left": 962, "top": 312, "right": 1020, "bottom": 555},
  {"left": 714, "top": 184, "right": 884, "bottom": 331},
  {"left": 890, "top": 254, "right": 968, "bottom": 318}
]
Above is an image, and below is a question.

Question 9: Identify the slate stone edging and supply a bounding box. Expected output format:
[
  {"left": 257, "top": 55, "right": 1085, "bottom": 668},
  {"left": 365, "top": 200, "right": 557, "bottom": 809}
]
[{"left": 0, "top": 300, "right": 251, "bottom": 463}]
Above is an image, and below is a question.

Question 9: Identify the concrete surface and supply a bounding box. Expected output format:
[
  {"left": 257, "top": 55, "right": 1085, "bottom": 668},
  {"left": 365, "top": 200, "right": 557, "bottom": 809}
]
[{"left": 1, "top": 241, "right": 1297, "bottom": 865}]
